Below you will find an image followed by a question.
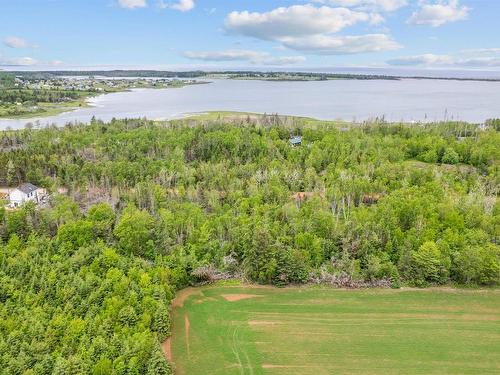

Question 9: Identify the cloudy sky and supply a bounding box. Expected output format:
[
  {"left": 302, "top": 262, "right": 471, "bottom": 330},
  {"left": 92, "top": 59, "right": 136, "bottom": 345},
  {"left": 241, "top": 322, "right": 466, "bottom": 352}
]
[{"left": 0, "top": 0, "right": 499, "bottom": 70}]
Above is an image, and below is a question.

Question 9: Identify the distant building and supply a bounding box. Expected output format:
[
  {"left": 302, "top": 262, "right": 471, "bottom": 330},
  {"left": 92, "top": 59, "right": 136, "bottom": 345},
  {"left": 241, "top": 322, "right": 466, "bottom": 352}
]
[
  {"left": 9, "top": 183, "right": 43, "bottom": 207},
  {"left": 289, "top": 136, "right": 302, "bottom": 147}
]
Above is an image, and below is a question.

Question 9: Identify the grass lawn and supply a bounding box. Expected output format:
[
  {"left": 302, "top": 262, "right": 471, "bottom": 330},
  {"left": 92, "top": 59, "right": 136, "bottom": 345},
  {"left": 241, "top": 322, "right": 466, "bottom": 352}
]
[
  {"left": 168, "top": 285, "right": 500, "bottom": 375},
  {"left": 179, "top": 111, "right": 352, "bottom": 127}
]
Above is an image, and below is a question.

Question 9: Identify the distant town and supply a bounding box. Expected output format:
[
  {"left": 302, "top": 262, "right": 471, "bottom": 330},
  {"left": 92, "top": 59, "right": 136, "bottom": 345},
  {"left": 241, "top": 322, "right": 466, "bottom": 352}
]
[{"left": 12, "top": 75, "right": 200, "bottom": 91}]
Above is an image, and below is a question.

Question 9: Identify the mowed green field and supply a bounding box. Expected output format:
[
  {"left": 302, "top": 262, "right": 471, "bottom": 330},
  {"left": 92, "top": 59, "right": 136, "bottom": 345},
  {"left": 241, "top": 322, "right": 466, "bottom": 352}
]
[{"left": 168, "top": 286, "right": 500, "bottom": 375}]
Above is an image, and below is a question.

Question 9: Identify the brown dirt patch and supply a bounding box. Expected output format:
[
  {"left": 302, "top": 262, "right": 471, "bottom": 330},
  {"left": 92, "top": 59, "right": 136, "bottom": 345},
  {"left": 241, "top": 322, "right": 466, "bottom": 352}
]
[
  {"left": 161, "top": 337, "right": 172, "bottom": 362},
  {"left": 400, "top": 287, "right": 500, "bottom": 294},
  {"left": 185, "top": 314, "right": 191, "bottom": 357},
  {"left": 221, "top": 294, "right": 263, "bottom": 302},
  {"left": 172, "top": 287, "right": 202, "bottom": 308}
]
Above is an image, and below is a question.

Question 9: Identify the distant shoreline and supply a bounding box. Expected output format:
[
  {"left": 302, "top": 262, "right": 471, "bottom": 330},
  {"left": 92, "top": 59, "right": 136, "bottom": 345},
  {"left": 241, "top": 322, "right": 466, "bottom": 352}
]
[{"left": 6, "top": 70, "right": 500, "bottom": 83}]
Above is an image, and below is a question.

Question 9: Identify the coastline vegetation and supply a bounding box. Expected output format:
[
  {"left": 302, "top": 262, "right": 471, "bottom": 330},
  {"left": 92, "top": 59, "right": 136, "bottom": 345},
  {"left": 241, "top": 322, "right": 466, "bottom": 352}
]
[
  {"left": 206, "top": 72, "right": 401, "bottom": 81},
  {"left": 0, "top": 115, "right": 498, "bottom": 373},
  {"left": 218, "top": 71, "right": 500, "bottom": 82}
]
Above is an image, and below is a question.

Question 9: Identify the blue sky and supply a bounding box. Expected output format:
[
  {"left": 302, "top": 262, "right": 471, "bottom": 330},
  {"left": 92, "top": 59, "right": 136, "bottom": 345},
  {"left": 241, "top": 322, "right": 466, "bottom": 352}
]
[{"left": 1, "top": 0, "right": 499, "bottom": 70}]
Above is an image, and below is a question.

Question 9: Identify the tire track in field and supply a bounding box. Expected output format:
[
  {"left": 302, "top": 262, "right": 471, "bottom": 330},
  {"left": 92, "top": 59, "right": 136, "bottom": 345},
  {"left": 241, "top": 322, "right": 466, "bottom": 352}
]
[
  {"left": 230, "top": 325, "right": 244, "bottom": 375},
  {"left": 230, "top": 323, "right": 254, "bottom": 375}
]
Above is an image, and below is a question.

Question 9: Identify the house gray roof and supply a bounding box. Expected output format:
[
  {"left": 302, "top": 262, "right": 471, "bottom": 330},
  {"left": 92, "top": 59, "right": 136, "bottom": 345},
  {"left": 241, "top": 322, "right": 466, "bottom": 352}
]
[
  {"left": 289, "top": 136, "right": 302, "bottom": 145},
  {"left": 18, "top": 183, "right": 38, "bottom": 195}
]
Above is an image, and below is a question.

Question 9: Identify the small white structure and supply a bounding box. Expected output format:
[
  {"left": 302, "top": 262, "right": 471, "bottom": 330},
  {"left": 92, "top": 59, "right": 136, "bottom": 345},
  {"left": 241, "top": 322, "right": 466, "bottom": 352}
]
[{"left": 9, "top": 183, "right": 42, "bottom": 208}]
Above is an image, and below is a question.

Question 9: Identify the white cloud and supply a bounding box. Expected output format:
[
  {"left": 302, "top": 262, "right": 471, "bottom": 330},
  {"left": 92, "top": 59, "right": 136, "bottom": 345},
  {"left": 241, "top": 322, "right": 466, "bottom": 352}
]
[
  {"left": 369, "top": 13, "right": 386, "bottom": 24},
  {"left": 265, "top": 56, "right": 307, "bottom": 66},
  {"left": 182, "top": 49, "right": 305, "bottom": 66},
  {"left": 225, "top": 4, "right": 400, "bottom": 55},
  {"left": 408, "top": 0, "right": 470, "bottom": 27},
  {"left": 159, "top": 0, "right": 195, "bottom": 12},
  {"left": 282, "top": 34, "right": 401, "bottom": 54},
  {"left": 0, "top": 56, "right": 38, "bottom": 66},
  {"left": 387, "top": 53, "right": 454, "bottom": 66},
  {"left": 225, "top": 5, "right": 372, "bottom": 40},
  {"left": 387, "top": 53, "right": 500, "bottom": 68},
  {"left": 460, "top": 57, "right": 500, "bottom": 67},
  {"left": 183, "top": 50, "right": 266, "bottom": 62},
  {"left": 223, "top": 4, "right": 397, "bottom": 56},
  {"left": 118, "top": 0, "right": 147, "bottom": 9},
  {"left": 3, "top": 36, "right": 30, "bottom": 49},
  {"left": 313, "top": 0, "right": 407, "bottom": 12},
  {"left": 171, "top": 0, "right": 194, "bottom": 12},
  {"left": 460, "top": 48, "right": 500, "bottom": 55}
]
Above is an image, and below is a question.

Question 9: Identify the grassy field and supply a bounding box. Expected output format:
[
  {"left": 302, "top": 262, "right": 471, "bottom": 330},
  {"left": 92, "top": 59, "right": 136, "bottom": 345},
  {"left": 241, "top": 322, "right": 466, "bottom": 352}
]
[
  {"left": 168, "top": 285, "right": 500, "bottom": 375},
  {"left": 180, "top": 111, "right": 353, "bottom": 128}
]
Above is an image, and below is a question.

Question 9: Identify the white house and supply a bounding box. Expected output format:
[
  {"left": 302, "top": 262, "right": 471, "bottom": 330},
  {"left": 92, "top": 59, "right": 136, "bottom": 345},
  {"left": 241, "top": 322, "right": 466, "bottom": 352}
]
[{"left": 9, "top": 183, "right": 42, "bottom": 208}]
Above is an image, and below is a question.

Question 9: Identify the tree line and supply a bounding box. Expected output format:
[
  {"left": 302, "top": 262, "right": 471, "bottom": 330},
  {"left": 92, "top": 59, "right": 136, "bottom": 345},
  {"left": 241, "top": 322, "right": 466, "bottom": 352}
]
[{"left": 0, "top": 89, "right": 82, "bottom": 105}]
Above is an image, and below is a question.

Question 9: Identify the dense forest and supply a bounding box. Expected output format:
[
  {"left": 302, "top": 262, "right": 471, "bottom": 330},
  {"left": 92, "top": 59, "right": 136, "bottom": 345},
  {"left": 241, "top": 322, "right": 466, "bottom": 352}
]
[
  {"left": 0, "top": 89, "right": 82, "bottom": 105},
  {"left": 0, "top": 116, "right": 499, "bottom": 373},
  {"left": 0, "top": 73, "right": 16, "bottom": 88}
]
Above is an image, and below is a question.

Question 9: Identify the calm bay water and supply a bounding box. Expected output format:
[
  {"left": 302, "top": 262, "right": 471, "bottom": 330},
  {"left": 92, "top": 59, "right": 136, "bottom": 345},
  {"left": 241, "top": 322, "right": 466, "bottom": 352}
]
[{"left": 1, "top": 78, "right": 500, "bottom": 129}]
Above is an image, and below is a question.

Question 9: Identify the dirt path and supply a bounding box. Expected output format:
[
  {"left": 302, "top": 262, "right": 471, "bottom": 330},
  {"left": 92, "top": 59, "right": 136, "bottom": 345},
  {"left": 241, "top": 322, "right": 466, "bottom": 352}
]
[
  {"left": 161, "top": 337, "right": 172, "bottom": 363},
  {"left": 162, "top": 288, "right": 200, "bottom": 371},
  {"left": 221, "top": 294, "right": 263, "bottom": 302},
  {"left": 172, "top": 287, "right": 203, "bottom": 308},
  {"left": 185, "top": 314, "right": 191, "bottom": 358}
]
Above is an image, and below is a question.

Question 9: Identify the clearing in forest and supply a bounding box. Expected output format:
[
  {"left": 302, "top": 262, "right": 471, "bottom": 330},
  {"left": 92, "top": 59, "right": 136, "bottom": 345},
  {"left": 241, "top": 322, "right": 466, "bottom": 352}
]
[{"left": 167, "top": 286, "right": 500, "bottom": 375}]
